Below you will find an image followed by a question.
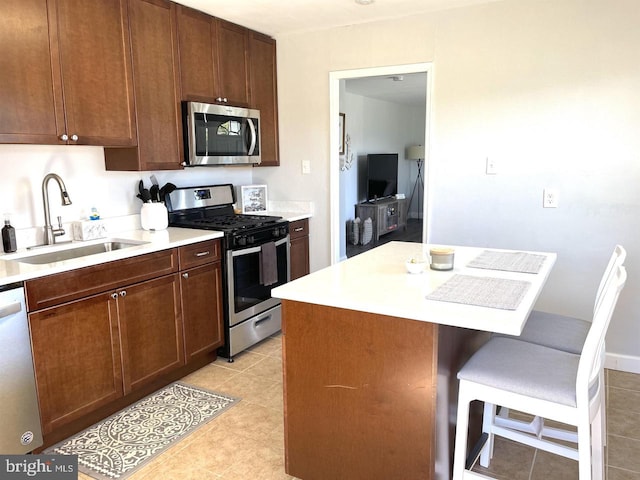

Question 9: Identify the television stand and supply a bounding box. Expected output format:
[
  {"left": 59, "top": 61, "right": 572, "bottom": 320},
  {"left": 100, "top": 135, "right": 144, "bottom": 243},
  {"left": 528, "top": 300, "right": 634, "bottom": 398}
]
[{"left": 355, "top": 197, "right": 406, "bottom": 243}]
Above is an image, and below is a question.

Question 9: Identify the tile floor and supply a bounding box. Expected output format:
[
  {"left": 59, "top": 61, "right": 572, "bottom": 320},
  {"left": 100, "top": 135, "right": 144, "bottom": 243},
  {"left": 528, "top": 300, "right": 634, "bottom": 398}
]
[{"left": 76, "top": 334, "right": 640, "bottom": 480}]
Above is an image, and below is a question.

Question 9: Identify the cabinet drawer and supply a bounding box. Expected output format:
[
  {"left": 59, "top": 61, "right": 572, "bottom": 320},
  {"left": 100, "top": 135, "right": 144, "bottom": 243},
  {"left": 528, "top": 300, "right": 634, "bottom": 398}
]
[
  {"left": 26, "top": 249, "right": 178, "bottom": 311},
  {"left": 178, "top": 239, "right": 221, "bottom": 269},
  {"left": 289, "top": 219, "right": 309, "bottom": 240}
]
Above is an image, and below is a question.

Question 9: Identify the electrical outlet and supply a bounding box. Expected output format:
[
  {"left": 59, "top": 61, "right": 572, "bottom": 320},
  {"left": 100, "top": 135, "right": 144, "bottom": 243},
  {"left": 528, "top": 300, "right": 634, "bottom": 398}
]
[
  {"left": 543, "top": 188, "right": 558, "bottom": 208},
  {"left": 302, "top": 160, "right": 311, "bottom": 174},
  {"left": 485, "top": 157, "right": 497, "bottom": 175}
]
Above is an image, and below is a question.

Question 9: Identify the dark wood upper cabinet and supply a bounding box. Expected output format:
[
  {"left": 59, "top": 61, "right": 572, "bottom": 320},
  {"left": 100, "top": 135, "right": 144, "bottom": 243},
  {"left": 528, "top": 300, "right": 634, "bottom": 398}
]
[
  {"left": 104, "top": 0, "right": 183, "bottom": 170},
  {"left": 0, "top": 0, "right": 63, "bottom": 144},
  {"left": 176, "top": 6, "right": 250, "bottom": 107},
  {"left": 0, "top": 0, "right": 137, "bottom": 146},
  {"left": 175, "top": 5, "right": 217, "bottom": 103},
  {"left": 2, "top": 0, "right": 279, "bottom": 168},
  {"left": 215, "top": 19, "right": 250, "bottom": 107},
  {"left": 249, "top": 31, "right": 280, "bottom": 166}
]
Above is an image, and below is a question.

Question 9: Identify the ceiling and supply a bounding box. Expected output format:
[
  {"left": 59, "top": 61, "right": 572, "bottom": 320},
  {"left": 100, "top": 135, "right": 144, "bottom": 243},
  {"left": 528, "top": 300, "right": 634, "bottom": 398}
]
[
  {"left": 172, "top": 0, "right": 498, "bottom": 37},
  {"left": 345, "top": 73, "right": 427, "bottom": 106}
]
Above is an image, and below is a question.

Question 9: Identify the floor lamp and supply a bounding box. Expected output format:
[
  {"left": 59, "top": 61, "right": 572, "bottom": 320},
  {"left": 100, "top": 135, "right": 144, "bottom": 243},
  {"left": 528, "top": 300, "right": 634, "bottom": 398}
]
[{"left": 406, "top": 145, "right": 425, "bottom": 219}]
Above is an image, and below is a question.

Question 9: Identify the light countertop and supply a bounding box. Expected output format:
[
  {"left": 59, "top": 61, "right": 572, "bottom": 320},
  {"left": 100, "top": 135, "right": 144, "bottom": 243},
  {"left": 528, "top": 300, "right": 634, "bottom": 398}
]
[
  {"left": 272, "top": 241, "right": 556, "bottom": 335},
  {"left": 0, "top": 228, "right": 223, "bottom": 286}
]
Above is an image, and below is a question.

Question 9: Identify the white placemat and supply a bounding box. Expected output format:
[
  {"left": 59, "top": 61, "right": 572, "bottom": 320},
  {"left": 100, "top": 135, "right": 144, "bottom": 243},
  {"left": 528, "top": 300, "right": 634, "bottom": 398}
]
[
  {"left": 426, "top": 274, "right": 531, "bottom": 310},
  {"left": 467, "top": 250, "right": 546, "bottom": 274}
]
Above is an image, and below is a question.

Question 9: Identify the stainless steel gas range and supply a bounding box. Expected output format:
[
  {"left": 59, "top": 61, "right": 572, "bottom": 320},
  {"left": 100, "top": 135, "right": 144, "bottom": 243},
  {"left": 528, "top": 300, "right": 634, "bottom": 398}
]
[{"left": 166, "top": 184, "right": 289, "bottom": 361}]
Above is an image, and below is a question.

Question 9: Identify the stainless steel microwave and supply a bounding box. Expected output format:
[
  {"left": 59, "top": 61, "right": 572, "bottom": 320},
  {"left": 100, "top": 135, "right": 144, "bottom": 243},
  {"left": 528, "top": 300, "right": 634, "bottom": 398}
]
[{"left": 183, "top": 102, "right": 261, "bottom": 166}]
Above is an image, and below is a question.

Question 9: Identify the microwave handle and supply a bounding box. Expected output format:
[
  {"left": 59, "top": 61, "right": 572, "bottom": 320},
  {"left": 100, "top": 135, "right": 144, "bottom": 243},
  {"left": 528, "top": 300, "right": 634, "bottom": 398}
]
[{"left": 247, "top": 118, "right": 257, "bottom": 155}]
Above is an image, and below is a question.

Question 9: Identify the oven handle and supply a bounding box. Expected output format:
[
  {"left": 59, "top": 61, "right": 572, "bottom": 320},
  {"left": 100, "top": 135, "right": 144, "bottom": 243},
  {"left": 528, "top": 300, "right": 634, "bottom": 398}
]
[{"left": 230, "top": 235, "right": 289, "bottom": 257}]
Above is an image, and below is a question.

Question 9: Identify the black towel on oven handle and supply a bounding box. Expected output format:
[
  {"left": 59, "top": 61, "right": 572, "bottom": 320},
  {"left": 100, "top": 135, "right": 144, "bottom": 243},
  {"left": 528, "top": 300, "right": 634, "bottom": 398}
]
[{"left": 260, "top": 241, "right": 278, "bottom": 286}]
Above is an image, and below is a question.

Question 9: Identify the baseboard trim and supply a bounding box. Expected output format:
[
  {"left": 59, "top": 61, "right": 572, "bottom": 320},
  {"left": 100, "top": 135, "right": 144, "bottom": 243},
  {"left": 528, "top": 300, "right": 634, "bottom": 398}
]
[{"left": 605, "top": 352, "right": 640, "bottom": 374}]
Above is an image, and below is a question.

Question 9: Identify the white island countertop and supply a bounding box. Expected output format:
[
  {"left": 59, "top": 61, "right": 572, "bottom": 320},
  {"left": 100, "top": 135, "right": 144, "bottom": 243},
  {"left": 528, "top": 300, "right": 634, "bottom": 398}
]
[
  {"left": 0, "top": 227, "right": 223, "bottom": 286},
  {"left": 272, "top": 241, "right": 556, "bottom": 336}
]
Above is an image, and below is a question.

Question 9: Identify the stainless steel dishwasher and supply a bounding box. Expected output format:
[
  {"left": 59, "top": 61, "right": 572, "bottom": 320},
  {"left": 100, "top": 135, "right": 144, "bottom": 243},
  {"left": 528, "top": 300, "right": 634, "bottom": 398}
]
[{"left": 0, "top": 282, "right": 43, "bottom": 453}]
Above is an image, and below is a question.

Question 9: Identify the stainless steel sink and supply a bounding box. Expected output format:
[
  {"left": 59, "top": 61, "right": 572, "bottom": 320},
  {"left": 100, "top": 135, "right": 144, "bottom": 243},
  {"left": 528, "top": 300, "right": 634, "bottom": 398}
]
[{"left": 13, "top": 240, "right": 149, "bottom": 265}]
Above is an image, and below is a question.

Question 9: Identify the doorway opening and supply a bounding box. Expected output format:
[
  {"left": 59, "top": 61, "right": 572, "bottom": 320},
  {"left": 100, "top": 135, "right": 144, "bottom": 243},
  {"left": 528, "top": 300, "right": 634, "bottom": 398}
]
[{"left": 329, "top": 63, "right": 432, "bottom": 264}]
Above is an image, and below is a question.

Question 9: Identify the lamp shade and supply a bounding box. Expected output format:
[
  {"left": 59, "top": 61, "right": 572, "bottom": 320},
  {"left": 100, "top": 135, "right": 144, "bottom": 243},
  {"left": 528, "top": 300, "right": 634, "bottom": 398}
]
[{"left": 406, "top": 145, "right": 425, "bottom": 160}]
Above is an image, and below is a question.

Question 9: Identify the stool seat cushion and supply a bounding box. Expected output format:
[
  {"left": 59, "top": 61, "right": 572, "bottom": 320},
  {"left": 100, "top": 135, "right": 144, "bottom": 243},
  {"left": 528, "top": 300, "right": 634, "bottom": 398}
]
[
  {"left": 507, "top": 310, "right": 590, "bottom": 354},
  {"left": 458, "top": 337, "right": 580, "bottom": 407}
]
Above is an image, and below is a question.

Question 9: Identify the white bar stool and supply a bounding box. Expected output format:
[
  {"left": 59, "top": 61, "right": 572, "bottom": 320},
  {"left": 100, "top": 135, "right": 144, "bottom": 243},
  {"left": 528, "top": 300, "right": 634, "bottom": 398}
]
[
  {"left": 452, "top": 265, "right": 626, "bottom": 480},
  {"left": 490, "top": 245, "right": 625, "bottom": 447}
]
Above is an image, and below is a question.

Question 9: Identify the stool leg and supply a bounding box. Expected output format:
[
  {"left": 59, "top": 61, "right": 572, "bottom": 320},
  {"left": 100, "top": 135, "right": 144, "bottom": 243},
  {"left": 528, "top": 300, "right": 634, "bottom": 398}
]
[
  {"left": 577, "top": 418, "right": 593, "bottom": 480},
  {"left": 480, "top": 402, "right": 496, "bottom": 468},
  {"left": 453, "top": 382, "right": 472, "bottom": 480},
  {"left": 591, "top": 405, "right": 605, "bottom": 480}
]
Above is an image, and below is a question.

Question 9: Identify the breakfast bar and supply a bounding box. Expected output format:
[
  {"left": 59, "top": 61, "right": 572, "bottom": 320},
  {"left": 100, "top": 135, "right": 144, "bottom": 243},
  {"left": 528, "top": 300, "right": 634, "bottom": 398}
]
[{"left": 271, "top": 241, "right": 556, "bottom": 480}]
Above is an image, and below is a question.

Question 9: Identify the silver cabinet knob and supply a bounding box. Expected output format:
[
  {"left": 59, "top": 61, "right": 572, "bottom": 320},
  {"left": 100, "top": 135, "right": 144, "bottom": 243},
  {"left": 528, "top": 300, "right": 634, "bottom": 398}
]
[
  {"left": 182, "top": 273, "right": 189, "bottom": 279},
  {"left": 119, "top": 290, "right": 127, "bottom": 297},
  {"left": 60, "top": 134, "right": 69, "bottom": 141},
  {"left": 70, "top": 134, "right": 78, "bottom": 141},
  {"left": 111, "top": 293, "right": 118, "bottom": 300}
]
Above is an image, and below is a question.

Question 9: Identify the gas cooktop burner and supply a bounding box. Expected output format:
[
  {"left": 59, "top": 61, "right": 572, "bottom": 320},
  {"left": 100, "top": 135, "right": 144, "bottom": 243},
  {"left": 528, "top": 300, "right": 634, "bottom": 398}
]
[{"left": 187, "top": 214, "right": 283, "bottom": 231}]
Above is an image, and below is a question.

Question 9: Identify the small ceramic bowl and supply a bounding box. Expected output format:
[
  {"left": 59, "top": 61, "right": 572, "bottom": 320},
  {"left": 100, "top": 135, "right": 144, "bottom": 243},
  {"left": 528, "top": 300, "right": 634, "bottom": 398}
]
[{"left": 405, "top": 258, "right": 426, "bottom": 274}]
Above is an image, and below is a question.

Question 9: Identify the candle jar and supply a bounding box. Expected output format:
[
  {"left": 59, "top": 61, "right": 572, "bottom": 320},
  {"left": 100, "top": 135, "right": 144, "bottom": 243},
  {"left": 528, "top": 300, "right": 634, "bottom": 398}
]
[{"left": 430, "top": 247, "right": 455, "bottom": 271}]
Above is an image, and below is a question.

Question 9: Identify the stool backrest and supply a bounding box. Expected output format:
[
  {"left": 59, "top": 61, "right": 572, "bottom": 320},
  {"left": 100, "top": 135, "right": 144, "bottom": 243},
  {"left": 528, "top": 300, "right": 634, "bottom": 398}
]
[
  {"left": 577, "top": 264, "right": 626, "bottom": 410},
  {"left": 593, "top": 245, "right": 626, "bottom": 314}
]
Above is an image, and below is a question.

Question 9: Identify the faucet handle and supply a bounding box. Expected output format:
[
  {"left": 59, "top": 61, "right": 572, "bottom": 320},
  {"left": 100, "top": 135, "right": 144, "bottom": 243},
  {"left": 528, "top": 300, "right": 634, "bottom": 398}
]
[{"left": 57, "top": 216, "right": 63, "bottom": 229}]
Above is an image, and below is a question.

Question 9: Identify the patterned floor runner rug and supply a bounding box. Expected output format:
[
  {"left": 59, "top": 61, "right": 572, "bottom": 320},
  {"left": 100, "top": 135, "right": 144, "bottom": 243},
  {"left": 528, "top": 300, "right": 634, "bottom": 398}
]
[{"left": 46, "top": 382, "right": 239, "bottom": 480}]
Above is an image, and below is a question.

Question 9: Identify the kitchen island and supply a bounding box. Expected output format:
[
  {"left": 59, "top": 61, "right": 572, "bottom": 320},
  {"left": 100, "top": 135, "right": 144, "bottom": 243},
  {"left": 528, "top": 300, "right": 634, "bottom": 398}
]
[{"left": 271, "top": 241, "right": 556, "bottom": 480}]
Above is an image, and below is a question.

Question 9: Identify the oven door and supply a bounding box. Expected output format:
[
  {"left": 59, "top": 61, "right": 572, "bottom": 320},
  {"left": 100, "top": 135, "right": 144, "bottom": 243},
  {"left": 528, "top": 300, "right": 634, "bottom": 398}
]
[{"left": 227, "top": 235, "right": 290, "bottom": 327}]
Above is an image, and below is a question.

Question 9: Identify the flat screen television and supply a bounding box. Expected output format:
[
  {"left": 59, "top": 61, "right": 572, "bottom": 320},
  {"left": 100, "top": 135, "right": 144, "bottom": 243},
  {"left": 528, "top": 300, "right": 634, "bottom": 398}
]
[{"left": 366, "top": 153, "right": 398, "bottom": 201}]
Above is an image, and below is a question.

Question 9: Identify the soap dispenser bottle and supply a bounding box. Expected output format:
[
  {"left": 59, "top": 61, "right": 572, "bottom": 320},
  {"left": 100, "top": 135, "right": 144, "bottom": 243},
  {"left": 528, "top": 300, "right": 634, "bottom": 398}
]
[{"left": 2, "top": 214, "right": 17, "bottom": 253}]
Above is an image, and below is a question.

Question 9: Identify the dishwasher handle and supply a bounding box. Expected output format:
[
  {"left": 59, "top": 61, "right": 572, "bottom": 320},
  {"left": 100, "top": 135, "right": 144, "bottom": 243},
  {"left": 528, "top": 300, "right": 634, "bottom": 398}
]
[{"left": 0, "top": 301, "right": 21, "bottom": 320}]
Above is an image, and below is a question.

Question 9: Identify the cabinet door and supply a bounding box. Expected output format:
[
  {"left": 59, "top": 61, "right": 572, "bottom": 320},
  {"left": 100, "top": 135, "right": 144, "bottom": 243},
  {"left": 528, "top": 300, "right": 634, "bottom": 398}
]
[
  {"left": 176, "top": 5, "right": 217, "bottom": 102},
  {"left": 118, "top": 274, "right": 184, "bottom": 394},
  {"left": 0, "top": 0, "right": 65, "bottom": 144},
  {"left": 215, "top": 19, "right": 250, "bottom": 107},
  {"left": 289, "top": 219, "right": 309, "bottom": 280},
  {"left": 290, "top": 236, "right": 310, "bottom": 281},
  {"left": 104, "top": 0, "right": 182, "bottom": 170},
  {"left": 29, "top": 292, "right": 123, "bottom": 435},
  {"left": 54, "top": 0, "right": 136, "bottom": 146},
  {"left": 249, "top": 31, "right": 279, "bottom": 166},
  {"left": 181, "top": 263, "right": 224, "bottom": 362}
]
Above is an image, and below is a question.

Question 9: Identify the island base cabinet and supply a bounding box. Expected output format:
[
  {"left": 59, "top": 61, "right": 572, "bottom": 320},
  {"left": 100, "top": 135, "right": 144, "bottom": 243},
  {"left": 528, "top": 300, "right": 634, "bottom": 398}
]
[
  {"left": 29, "top": 292, "right": 123, "bottom": 435},
  {"left": 282, "top": 300, "right": 437, "bottom": 480}
]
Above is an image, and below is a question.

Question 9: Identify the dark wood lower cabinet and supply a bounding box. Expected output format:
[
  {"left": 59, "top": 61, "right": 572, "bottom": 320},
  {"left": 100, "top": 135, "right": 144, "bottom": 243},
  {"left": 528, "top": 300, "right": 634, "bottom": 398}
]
[
  {"left": 289, "top": 218, "right": 310, "bottom": 280},
  {"left": 29, "top": 292, "right": 123, "bottom": 435},
  {"left": 118, "top": 274, "right": 184, "bottom": 394},
  {"left": 181, "top": 263, "right": 224, "bottom": 361},
  {"left": 26, "top": 242, "right": 224, "bottom": 449}
]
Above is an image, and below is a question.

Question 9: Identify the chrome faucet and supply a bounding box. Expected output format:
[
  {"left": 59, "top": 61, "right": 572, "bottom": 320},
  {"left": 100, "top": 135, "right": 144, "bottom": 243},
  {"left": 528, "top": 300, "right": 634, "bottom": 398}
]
[{"left": 42, "top": 173, "right": 72, "bottom": 245}]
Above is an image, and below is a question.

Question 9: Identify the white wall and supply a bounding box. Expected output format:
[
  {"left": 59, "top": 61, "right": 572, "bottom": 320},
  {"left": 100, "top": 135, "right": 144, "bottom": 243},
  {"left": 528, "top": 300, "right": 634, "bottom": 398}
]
[
  {"left": 259, "top": 0, "right": 640, "bottom": 370},
  {"left": 0, "top": 144, "right": 252, "bottom": 244}
]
